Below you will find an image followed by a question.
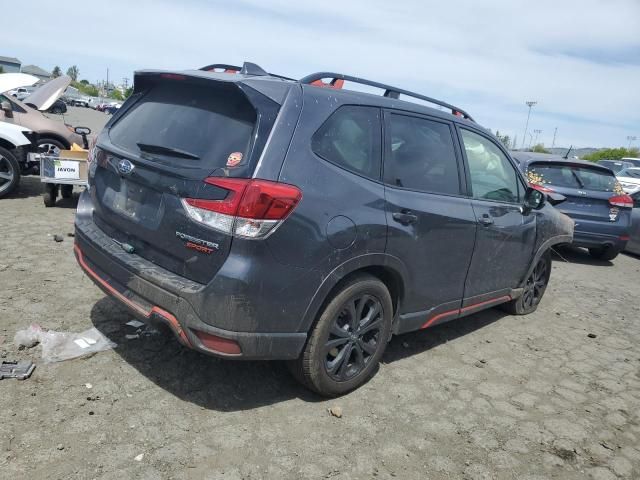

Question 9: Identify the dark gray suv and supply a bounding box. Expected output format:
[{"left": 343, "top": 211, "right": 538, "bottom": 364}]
[{"left": 74, "top": 62, "right": 573, "bottom": 396}]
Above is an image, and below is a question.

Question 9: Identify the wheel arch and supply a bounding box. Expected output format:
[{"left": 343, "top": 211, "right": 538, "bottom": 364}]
[
  {"left": 297, "top": 254, "right": 408, "bottom": 334},
  {"left": 0, "top": 137, "right": 18, "bottom": 151},
  {"left": 520, "top": 234, "right": 571, "bottom": 287},
  {"left": 36, "top": 132, "right": 71, "bottom": 149}
]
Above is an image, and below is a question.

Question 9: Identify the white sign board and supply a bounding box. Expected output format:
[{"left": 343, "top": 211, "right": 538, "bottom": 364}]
[{"left": 54, "top": 160, "right": 80, "bottom": 180}]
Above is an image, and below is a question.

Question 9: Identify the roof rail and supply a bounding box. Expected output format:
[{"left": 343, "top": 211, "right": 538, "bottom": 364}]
[
  {"left": 299, "top": 72, "right": 474, "bottom": 122},
  {"left": 199, "top": 62, "right": 296, "bottom": 81}
]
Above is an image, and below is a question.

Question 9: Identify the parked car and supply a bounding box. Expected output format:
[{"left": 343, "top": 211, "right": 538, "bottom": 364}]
[
  {"left": 514, "top": 152, "right": 632, "bottom": 261},
  {"left": 68, "top": 96, "right": 91, "bottom": 107},
  {"left": 625, "top": 191, "right": 640, "bottom": 255},
  {"left": 621, "top": 157, "right": 640, "bottom": 167},
  {"left": 615, "top": 167, "right": 640, "bottom": 194},
  {"left": 0, "top": 75, "right": 84, "bottom": 155},
  {"left": 597, "top": 159, "right": 633, "bottom": 173},
  {"left": 10, "top": 86, "right": 36, "bottom": 100},
  {"left": 103, "top": 103, "right": 121, "bottom": 115},
  {"left": 74, "top": 62, "right": 574, "bottom": 396},
  {"left": 0, "top": 121, "right": 37, "bottom": 198}
]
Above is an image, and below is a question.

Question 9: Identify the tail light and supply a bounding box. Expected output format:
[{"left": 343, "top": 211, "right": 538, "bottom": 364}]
[
  {"left": 181, "top": 178, "right": 302, "bottom": 239},
  {"left": 609, "top": 194, "right": 633, "bottom": 208},
  {"left": 529, "top": 183, "right": 555, "bottom": 193}
]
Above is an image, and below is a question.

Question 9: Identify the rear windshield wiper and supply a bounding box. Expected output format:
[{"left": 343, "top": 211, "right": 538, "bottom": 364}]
[
  {"left": 569, "top": 168, "right": 584, "bottom": 189},
  {"left": 136, "top": 143, "right": 200, "bottom": 160}
]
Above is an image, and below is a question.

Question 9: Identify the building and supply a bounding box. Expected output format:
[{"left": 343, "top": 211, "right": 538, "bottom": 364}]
[
  {"left": 20, "top": 64, "right": 51, "bottom": 82},
  {"left": 0, "top": 56, "right": 22, "bottom": 73}
]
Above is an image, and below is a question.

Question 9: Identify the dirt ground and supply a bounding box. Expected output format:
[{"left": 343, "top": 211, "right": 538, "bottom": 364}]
[{"left": 1, "top": 176, "right": 639, "bottom": 480}]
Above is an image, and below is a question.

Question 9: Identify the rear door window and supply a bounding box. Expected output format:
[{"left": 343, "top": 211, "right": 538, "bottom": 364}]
[
  {"left": 383, "top": 113, "right": 461, "bottom": 195},
  {"left": 528, "top": 163, "right": 621, "bottom": 192},
  {"left": 109, "top": 82, "right": 257, "bottom": 170},
  {"left": 311, "top": 105, "right": 382, "bottom": 180}
]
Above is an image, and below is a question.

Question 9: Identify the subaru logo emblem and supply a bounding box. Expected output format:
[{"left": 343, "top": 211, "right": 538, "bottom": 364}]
[{"left": 117, "top": 159, "right": 134, "bottom": 175}]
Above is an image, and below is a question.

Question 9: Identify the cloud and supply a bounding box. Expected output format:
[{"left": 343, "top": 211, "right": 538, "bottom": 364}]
[{"left": 3, "top": 0, "right": 639, "bottom": 147}]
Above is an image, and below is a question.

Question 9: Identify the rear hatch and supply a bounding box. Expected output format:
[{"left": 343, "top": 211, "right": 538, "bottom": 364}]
[
  {"left": 89, "top": 71, "right": 283, "bottom": 284},
  {"left": 527, "top": 162, "right": 625, "bottom": 223}
]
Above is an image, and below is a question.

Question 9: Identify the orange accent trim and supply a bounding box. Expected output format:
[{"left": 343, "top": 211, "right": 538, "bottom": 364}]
[
  {"left": 420, "top": 295, "right": 511, "bottom": 330},
  {"left": 74, "top": 244, "right": 191, "bottom": 346}
]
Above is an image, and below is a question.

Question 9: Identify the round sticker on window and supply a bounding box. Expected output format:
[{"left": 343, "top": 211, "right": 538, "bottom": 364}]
[{"left": 226, "top": 152, "right": 243, "bottom": 167}]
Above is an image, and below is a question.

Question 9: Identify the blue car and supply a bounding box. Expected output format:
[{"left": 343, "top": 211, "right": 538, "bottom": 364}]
[{"left": 513, "top": 152, "right": 633, "bottom": 260}]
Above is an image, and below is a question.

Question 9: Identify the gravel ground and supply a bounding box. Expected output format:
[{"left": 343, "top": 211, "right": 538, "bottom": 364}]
[{"left": 1, "top": 177, "right": 639, "bottom": 480}]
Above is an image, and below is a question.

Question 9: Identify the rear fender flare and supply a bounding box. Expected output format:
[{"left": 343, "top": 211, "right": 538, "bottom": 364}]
[
  {"left": 297, "top": 253, "right": 409, "bottom": 333},
  {"left": 520, "top": 234, "right": 572, "bottom": 286}
]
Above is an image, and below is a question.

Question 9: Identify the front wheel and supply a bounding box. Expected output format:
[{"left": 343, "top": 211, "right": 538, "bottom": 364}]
[
  {"left": 501, "top": 252, "right": 551, "bottom": 315},
  {"left": 0, "top": 146, "right": 20, "bottom": 199},
  {"left": 588, "top": 246, "right": 619, "bottom": 261},
  {"left": 289, "top": 274, "right": 393, "bottom": 397}
]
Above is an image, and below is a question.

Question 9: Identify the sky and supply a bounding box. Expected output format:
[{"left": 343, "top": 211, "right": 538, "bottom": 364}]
[{"left": 2, "top": 0, "right": 639, "bottom": 148}]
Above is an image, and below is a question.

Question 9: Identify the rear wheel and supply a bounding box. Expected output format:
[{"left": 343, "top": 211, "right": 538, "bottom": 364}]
[
  {"left": 0, "top": 147, "right": 20, "bottom": 199},
  {"left": 588, "top": 246, "right": 619, "bottom": 261},
  {"left": 289, "top": 274, "right": 393, "bottom": 397},
  {"left": 501, "top": 251, "right": 551, "bottom": 315}
]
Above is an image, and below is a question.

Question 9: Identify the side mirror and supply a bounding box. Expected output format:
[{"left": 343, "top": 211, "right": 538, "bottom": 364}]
[
  {"left": 545, "top": 191, "right": 567, "bottom": 206},
  {"left": 1, "top": 100, "right": 12, "bottom": 113},
  {"left": 74, "top": 126, "right": 91, "bottom": 135},
  {"left": 523, "top": 187, "right": 545, "bottom": 213}
]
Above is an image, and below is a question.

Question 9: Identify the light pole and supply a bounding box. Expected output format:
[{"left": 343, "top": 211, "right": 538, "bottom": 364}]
[
  {"left": 551, "top": 127, "right": 558, "bottom": 148},
  {"left": 522, "top": 101, "right": 537, "bottom": 149},
  {"left": 627, "top": 135, "right": 637, "bottom": 149},
  {"left": 533, "top": 129, "right": 542, "bottom": 146}
]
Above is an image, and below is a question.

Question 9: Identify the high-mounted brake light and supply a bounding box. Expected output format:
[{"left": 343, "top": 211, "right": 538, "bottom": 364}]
[
  {"left": 609, "top": 194, "right": 633, "bottom": 208},
  {"left": 181, "top": 178, "right": 302, "bottom": 239},
  {"left": 529, "top": 183, "right": 555, "bottom": 193}
]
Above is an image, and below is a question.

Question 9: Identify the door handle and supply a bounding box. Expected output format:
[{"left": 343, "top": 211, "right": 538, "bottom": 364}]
[
  {"left": 393, "top": 211, "right": 418, "bottom": 225},
  {"left": 478, "top": 214, "right": 494, "bottom": 226}
]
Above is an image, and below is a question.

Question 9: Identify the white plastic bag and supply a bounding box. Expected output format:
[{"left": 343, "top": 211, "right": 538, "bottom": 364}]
[{"left": 14, "top": 325, "right": 116, "bottom": 363}]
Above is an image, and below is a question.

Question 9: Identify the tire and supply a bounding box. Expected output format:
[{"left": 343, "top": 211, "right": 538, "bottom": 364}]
[
  {"left": 61, "top": 185, "right": 73, "bottom": 199},
  {"left": 588, "top": 246, "right": 619, "bottom": 261},
  {"left": 51, "top": 106, "right": 63, "bottom": 114},
  {"left": 0, "top": 146, "right": 21, "bottom": 199},
  {"left": 289, "top": 274, "right": 393, "bottom": 397},
  {"left": 43, "top": 183, "right": 58, "bottom": 207},
  {"left": 501, "top": 251, "right": 551, "bottom": 315},
  {"left": 37, "top": 138, "right": 66, "bottom": 156}
]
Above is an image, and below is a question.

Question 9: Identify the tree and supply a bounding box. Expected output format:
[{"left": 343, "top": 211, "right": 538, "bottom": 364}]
[
  {"left": 0, "top": 66, "right": 4, "bottom": 74},
  {"left": 52, "top": 66, "right": 62, "bottom": 78},
  {"left": 124, "top": 86, "right": 134, "bottom": 98},
  {"left": 66, "top": 65, "right": 79, "bottom": 82},
  {"left": 495, "top": 130, "right": 512, "bottom": 149},
  {"left": 109, "top": 90, "right": 124, "bottom": 101},
  {"left": 531, "top": 144, "right": 550, "bottom": 154},
  {"left": 582, "top": 147, "right": 640, "bottom": 162},
  {"left": 79, "top": 79, "right": 89, "bottom": 85}
]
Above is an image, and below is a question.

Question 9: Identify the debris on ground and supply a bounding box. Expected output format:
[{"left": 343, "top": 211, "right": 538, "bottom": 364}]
[
  {"left": 53, "top": 235, "right": 64, "bottom": 242},
  {"left": 134, "top": 453, "right": 144, "bottom": 462},
  {"left": 329, "top": 406, "right": 343, "bottom": 418},
  {"left": 85, "top": 383, "right": 93, "bottom": 389},
  {"left": 125, "top": 334, "right": 139, "bottom": 340},
  {"left": 0, "top": 360, "right": 35, "bottom": 380},
  {"left": 13, "top": 326, "right": 116, "bottom": 363},
  {"left": 587, "top": 333, "right": 597, "bottom": 338},
  {"left": 56, "top": 444, "right": 64, "bottom": 451},
  {"left": 67, "top": 232, "right": 75, "bottom": 237}
]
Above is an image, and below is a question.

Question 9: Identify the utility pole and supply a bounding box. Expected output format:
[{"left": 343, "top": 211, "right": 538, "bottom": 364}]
[
  {"left": 122, "top": 77, "right": 129, "bottom": 91},
  {"left": 627, "top": 135, "right": 637, "bottom": 149},
  {"left": 551, "top": 127, "right": 558, "bottom": 148},
  {"left": 522, "top": 101, "right": 537, "bottom": 149},
  {"left": 528, "top": 132, "right": 534, "bottom": 148},
  {"left": 533, "top": 129, "right": 542, "bottom": 146}
]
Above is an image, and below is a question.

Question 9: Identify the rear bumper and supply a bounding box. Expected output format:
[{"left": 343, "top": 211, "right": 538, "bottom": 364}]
[
  {"left": 572, "top": 230, "right": 628, "bottom": 251},
  {"left": 74, "top": 227, "right": 307, "bottom": 360}
]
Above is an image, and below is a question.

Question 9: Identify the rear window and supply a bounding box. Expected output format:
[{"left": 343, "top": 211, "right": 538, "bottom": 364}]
[
  {"left": 527, "top": 163, "right": 621, "bottom": 192},
  {"left": 109, "top": 81, "right": 256, "bottom": 170}
]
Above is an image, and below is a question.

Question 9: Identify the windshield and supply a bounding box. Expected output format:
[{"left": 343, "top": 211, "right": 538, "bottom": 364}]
[
  {"left": 528, "top": 163, "right": 621, "bottom": 192},
  {"left": 619, "top": 168, "right": 640, "bottom": 179},
  {"left": 109, "top": 81, "right": 257, "bottom": 170}
]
